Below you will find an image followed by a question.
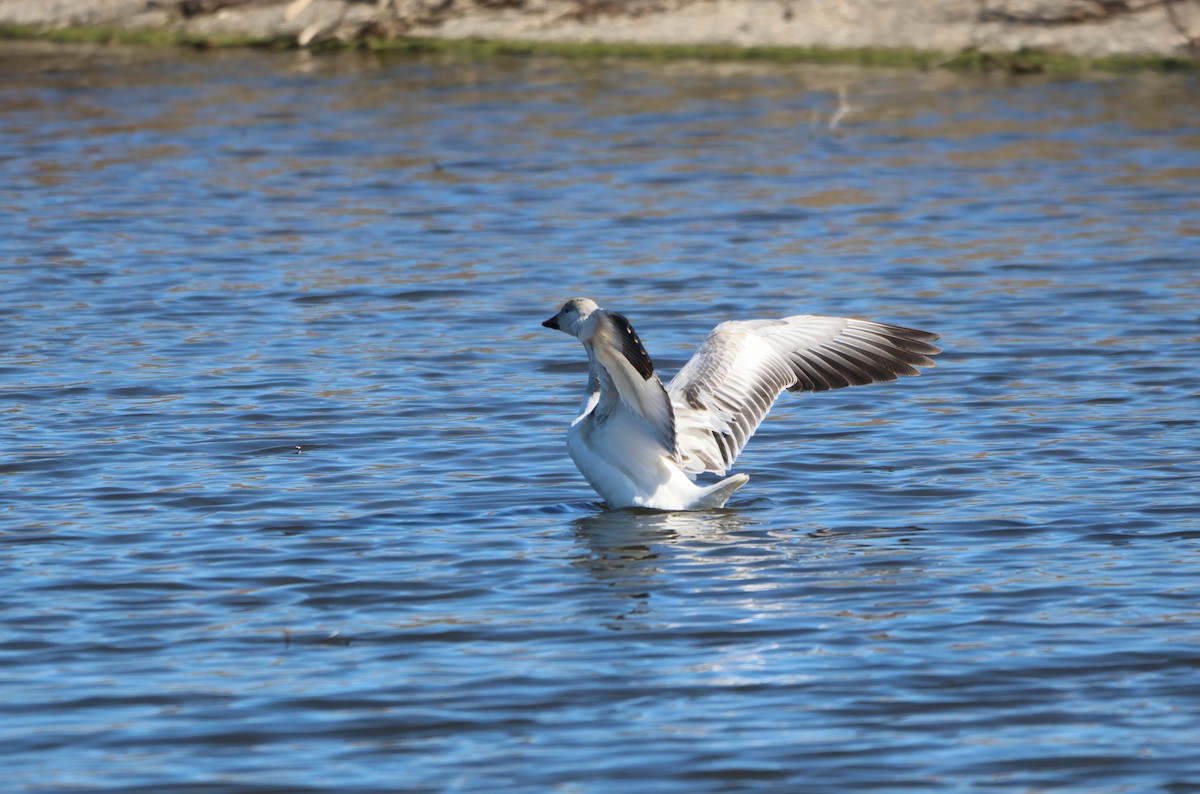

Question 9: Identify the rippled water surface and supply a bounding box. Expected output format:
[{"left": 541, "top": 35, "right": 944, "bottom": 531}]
[{"left": 2, "top": 41, "right": 1199, "bottom": 792}]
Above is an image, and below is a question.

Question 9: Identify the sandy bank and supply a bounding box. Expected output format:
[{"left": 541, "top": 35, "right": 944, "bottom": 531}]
[{"left": 1, "top": 0, "right": 1198, "bottom": 66}]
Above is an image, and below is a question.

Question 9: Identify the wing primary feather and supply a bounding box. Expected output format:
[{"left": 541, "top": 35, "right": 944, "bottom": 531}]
[
  {"left": 827, "top": 345, "right": 891, "bottom": 384},
  {"left": 808, "top": 348, "right": 874, "bottom": 387},
  {"left": 825, "top": 340, "right": 908, "bottom": 380},
  {"left": 792, "top": 355, "right": 835, "bottom": 392},
  {"left": 805, "top": 350, "right": 856, "bottom": 390},
  {"left": 607, "top": 311, "right": 656, "bottom": 380},
  {"left": 844, "top": 325, "right": 941, "bottom": 359},
  {"left": 840, "top": 332, "right": 935, "bottom": 370}
]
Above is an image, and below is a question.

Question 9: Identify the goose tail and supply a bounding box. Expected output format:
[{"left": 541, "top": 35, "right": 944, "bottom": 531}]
[{"left": 694, "top": 473, "right": 750, "bottom": 509}]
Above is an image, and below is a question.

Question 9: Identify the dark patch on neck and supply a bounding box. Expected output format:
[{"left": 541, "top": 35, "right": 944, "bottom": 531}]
[{"left": 608, "top": 311, "right": 655, "bottom": 380}]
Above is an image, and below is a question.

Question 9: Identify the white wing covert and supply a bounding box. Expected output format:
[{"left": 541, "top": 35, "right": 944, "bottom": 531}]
[{"left": 666, "top": 315, "right": 941, "bottom": 475}]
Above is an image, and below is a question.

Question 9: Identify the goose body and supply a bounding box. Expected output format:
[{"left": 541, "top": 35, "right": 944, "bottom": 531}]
[{"left": 542, "top": 298, "right": 940, "bottom": 511}]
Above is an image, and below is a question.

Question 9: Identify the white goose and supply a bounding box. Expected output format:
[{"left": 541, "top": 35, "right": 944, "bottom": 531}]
[{"left": 542, "top": 298, "right": 941, "bottom": 510}]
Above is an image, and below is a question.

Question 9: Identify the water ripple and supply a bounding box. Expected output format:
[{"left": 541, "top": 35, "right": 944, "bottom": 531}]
[{"left": 1, "top": 42, "right": 1198, "bottom": 793}]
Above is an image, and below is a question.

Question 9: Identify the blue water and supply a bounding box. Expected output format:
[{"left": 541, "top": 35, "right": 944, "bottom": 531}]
[{"left": 2, "top": 42, "right": 1199, "bottom": 792}]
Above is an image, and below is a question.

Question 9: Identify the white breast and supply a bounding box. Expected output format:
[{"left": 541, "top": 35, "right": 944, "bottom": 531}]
[{"left": 567, "top": 403, "right": 740, "bottom": 510}]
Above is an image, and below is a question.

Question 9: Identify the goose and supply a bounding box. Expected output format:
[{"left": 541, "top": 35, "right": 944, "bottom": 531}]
[{"left": 542, "top": 298, "right": 941, "bottom": 510}]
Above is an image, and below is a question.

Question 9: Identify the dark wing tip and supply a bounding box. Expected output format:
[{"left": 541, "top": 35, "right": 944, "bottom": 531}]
[
  {"left": 783, "top": 320, "right": 942, "bottom": 393},
  {"left": 869, "top": 322, "right": 943, "bottom": 352},
  {"left": 606, "top": 311, "right": 656, "bottom": 380}
]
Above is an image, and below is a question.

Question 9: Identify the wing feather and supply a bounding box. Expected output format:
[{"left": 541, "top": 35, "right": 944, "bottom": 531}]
[
  {"left": 587, "top": 309, "right": 677, "bottom": 456},
  {"left": 667, "top": 315, "right": 941, "bottom": 475}
]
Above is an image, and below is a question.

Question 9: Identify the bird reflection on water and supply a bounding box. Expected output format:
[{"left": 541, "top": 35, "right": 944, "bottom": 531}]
[
  {"left": 571, "top": 508, "right": 753, "bottom": 629},
  {"left": 570, "top": 508, "right": 934, "bottom": 631}
]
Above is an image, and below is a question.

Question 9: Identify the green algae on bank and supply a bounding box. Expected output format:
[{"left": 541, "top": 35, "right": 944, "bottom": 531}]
[
  {"left": 1, "top": 23, "right": 1195, "bottom": 72},
  {"left": 367, "top": 36, "right": 1199, "bottom": 73},
  {"left": 0, "top": 23, "right": 292, "bottom": 49}
]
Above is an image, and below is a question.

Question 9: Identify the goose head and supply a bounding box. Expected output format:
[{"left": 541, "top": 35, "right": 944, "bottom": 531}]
[{"left": 542, "top": 298, "right": 600, "bottom": 338}]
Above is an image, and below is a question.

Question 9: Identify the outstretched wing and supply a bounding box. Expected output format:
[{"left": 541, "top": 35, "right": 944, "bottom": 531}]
[
  {"left": 666, "top": 315, "right": 941, "bottom": 475},
  {"left": 587, "top": 309, "right": 677, "bottom": 456}
]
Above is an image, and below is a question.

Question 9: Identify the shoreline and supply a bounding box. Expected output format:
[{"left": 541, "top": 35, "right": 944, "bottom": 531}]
[{"left": 1, "top": 0, "right": 1198, "bottom": 72}]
